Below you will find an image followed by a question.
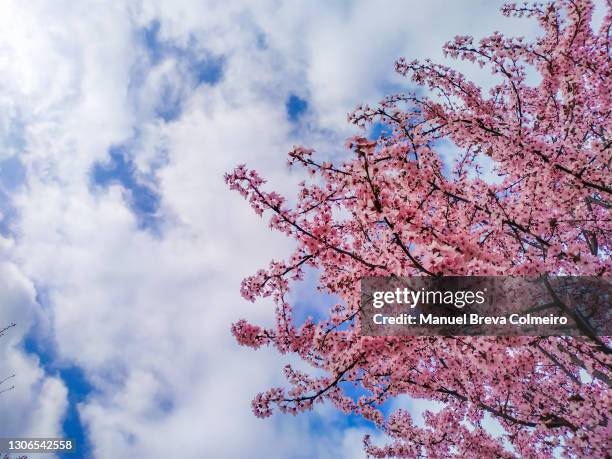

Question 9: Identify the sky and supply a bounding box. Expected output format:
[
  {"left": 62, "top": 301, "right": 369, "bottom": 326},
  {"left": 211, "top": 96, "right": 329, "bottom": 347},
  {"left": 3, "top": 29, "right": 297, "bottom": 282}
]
[{"left": 0, "top": 1, "right": 604, "bottom": 458}]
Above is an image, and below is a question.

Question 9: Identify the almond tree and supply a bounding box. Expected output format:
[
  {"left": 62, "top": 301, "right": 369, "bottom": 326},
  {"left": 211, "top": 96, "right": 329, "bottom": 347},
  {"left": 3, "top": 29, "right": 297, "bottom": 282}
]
[{"left": 226, "top": 1, "right": 611, "bottom": 457}]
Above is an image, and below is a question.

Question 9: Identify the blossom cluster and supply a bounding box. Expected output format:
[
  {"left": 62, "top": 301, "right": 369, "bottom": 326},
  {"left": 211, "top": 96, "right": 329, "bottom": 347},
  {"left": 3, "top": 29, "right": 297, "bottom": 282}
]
[{"left": 225, "top": 1, "right": 611, "bottom": 457}]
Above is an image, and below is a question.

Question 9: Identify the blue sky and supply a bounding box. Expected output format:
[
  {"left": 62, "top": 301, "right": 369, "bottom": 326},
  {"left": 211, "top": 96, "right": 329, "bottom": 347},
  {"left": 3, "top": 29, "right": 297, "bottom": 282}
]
[
  {"left": 0, "top": 1, "right": 563, "bottom": 457},
  {"left": 92, "top": 146, "right": 162, "bottom": 233},
  {"left": 286, "top": 94, "right": 308, "bottom": 123},
  {"left": 23, "top": 332, "right": 93, "bottom": 459}
]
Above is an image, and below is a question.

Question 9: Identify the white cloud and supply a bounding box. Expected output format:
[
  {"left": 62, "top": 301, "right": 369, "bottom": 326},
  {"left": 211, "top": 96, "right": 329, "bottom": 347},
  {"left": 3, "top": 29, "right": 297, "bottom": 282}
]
[{"left": 0, "top": 241, "right": 67, "bottom": 440}]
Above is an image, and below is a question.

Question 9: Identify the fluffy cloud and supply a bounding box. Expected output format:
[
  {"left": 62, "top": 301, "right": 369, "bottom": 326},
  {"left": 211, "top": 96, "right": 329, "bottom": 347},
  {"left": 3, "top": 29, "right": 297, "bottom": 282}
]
[
  {"left": 0, "top": 239, "right": 67, "bottom": 441},
  {"left": 2, "top": 0, "right": 588, "bottom": 457}
]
